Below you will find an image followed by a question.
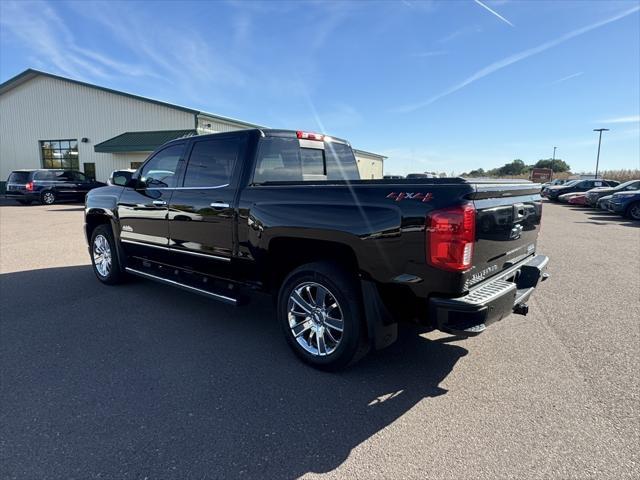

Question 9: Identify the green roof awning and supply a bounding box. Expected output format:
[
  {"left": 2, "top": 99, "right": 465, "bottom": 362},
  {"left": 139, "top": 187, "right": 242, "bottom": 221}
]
[{"left": 94, "top": 129, "right": 196, "bottom": 153}]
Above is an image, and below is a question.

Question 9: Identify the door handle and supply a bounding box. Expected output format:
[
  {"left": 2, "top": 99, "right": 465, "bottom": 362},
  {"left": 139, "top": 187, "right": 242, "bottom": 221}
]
[
  {"left": 152, "top": 200, "right": 167, "bottom": 206},
  {"left": 210, "top": 202, "right": 230, "bottom": 208}
]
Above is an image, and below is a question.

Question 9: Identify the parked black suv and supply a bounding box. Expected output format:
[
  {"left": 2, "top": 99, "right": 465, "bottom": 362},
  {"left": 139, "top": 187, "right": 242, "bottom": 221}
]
[{"left": 5, "top": 169, "right": 105, "bottom": 205}]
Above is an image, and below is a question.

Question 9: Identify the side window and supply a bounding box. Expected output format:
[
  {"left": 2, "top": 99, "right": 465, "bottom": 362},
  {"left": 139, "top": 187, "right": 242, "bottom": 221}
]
[
  {"left": 593, "top": 181, "right": 603, "bottom": 187},
  {"left": 254, "top": 137, "right": 303, "bottom": 183},
  {"left": 34, "top": 171, "right": 55, "bottom": 181},
  {"left": 627, "top": 182, "right": 640, "bottom": 190},
  {"left": 183, "top": 138, "right": 241, "bottom": 187},
  {"left": 139, "top": 144, "right": 183, "bottom": 188},
  {"left": 66, "top": 171, "right": 86, "bottom": 182}
]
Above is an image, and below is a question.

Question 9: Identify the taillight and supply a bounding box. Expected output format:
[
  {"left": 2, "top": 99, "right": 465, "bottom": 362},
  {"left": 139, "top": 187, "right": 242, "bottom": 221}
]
[
  {"left": 426, "top": 203, "right": 476, "bottom": 272},
  {"left": 296, "top": 131, "right": 324, "bottom": 141},
  {"left": 25, "top": 181, "right": 34, "bottom": 191}
]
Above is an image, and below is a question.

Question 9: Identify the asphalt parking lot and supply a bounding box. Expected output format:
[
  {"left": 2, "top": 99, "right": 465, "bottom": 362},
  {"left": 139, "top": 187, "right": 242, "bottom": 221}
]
[{"left": 1, "top": 201, "right": 638, "bottom": 480}]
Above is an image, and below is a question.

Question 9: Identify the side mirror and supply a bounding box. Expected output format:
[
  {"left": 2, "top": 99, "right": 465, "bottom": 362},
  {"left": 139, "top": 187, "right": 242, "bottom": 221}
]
[
  {"left": 130, "top": 178, "right": 145, "bottom": 189},
  {"left": 112, "top": 173, "right": 132, "bottom": 186}
]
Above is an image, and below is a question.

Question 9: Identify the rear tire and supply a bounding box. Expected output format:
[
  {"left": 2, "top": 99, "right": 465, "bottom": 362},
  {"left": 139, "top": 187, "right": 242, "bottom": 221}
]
[
  {"left": 626, "top": 201, "right": 640, "bottom": 221},
  {"left": 277, "top": 261, "right": 369, "bottom": 371},
  {"left": 90, "top": 225, "right": 125, "bottom": 285},
  {"left": 41, "top": 190, "right": 56, "bottom": 205}
]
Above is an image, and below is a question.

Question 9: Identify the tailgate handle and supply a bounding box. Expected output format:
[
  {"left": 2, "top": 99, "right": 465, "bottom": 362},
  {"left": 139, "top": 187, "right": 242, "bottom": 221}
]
[{"left": 513, "top": 203, "right": 525, "bottom": 220}]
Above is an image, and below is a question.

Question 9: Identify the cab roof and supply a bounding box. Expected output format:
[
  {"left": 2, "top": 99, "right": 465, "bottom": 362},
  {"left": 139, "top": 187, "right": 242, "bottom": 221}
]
[{"left": 162, "top": 128, "right": 350, "bottom": 147}]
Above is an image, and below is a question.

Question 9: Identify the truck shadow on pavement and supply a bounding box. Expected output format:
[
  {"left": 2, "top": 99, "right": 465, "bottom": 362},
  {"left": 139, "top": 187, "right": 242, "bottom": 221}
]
[{"left": 0, "top": 265, "right": 467, "bottom": 480}]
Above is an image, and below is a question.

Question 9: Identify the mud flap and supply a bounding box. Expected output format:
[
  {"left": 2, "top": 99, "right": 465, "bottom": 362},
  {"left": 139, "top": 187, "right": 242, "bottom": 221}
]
[{"left": 360, "top": 279, "right": 398, "bottom": 350}]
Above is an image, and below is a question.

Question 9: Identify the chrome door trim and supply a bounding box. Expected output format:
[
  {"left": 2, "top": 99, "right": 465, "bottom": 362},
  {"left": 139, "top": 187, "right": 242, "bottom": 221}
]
[
  {"left": 171, "top": 247, "right": 231, "bottom": 262},
  {"left": 121, "top": 239, "right": 170, "bottom": 251},
  {"left": 141, "top": 184, "right": 230, "bottom": 191},
  {"left": 209, "top": 202, "right": 230, "bottom": 208},
  {"left": 121, "top": 239, "right": 231, "bottom": 262}
]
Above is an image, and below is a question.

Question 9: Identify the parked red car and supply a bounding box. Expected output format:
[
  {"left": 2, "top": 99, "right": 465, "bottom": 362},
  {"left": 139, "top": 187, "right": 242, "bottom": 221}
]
[{"left": 568, "top": 194, "right": 587, "bottom": 205}]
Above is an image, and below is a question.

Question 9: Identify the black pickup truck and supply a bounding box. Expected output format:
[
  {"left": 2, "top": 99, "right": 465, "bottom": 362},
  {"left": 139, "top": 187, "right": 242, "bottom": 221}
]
[{"left": 84, "top": 129, "right": 549, "bottom": 370}]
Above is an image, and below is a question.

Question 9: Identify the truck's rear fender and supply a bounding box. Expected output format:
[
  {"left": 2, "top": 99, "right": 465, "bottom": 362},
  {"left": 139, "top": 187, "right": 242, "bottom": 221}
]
[{"left": 244, "top": 196, "right": 411, "bottom": 284}]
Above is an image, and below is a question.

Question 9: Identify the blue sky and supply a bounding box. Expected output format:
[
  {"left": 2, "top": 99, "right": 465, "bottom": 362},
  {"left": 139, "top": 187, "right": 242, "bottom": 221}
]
[{"left": 1, "top": 0, "right": 638, "bottom": 175}]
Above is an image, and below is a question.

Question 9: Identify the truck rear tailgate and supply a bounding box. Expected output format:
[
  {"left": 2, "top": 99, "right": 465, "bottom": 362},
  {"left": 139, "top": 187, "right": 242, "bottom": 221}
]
[{"left": 465, "top": 183, "right": 542, "bottom": 289}]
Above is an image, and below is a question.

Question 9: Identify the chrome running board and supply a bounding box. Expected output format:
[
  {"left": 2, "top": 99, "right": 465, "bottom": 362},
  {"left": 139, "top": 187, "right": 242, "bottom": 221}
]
[{"left": 125, "top": 267, "right": 238, "bottom": 305}]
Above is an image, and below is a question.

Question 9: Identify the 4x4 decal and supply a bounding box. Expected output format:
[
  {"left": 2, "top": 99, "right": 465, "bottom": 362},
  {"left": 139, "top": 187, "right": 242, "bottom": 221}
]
[{"left": 386, "top": 192, "right": 433, "bottom": 202}]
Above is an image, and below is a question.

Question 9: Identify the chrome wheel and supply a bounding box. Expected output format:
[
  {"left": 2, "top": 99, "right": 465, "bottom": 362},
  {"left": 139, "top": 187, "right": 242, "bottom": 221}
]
[
  {"left": 93, "top": 234, "right": 112, "bottom": 278},
  {"left": 42, "top": 191, "right": 55, "bottom": 204},
  {"left": 288, "top": 282, "right": 344, "bottom": 357}
]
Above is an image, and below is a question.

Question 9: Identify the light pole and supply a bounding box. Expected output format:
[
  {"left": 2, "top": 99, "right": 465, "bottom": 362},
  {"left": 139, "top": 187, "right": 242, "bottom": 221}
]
[
  {"left": 593, "top": 129, "right": 609, "bottom": 179},
  {"left": 552, "top": 146, "right": 557, "bottom": 160}
]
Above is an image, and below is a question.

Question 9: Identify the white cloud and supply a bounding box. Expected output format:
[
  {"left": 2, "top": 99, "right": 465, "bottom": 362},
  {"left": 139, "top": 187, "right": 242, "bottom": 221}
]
[
  {"left": 0, "top": 0, "right": 155, "bottom": 81},
  {"left": 438, "top": 25, "right": 483, "bottom": 43},
  {"left": 473, "top": 0, "right": 514, "bottom": 27},
  {"left": 60, "top": 0, "right": 250, "bottom": 106},
  {"left": 309, "top": 2, "right": 354, "bottom": 50},
  {"left": 395, "top": 5, "right": 640, "bottom": 113},
  {"left": 598, "top": 115, "right": 640, "bottom": 124},
  {"left": 548, "top": 71, "right": 584, "bottom": 85}
]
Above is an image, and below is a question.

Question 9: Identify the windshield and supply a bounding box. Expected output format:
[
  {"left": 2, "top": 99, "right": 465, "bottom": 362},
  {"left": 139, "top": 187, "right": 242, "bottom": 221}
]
[
  {"left": 562, "top": 180, "right": 579, "bottom": 187},
  {"left": 614, "top": 180, "right": 639, "bottom": 190}
]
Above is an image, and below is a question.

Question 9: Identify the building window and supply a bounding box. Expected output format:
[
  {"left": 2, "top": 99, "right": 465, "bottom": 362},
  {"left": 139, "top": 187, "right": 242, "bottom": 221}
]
[
  {"left": 41, "top": 140, "right": 79, "bottom": 170},
  {"left": 130, "top": 162, "right": 143, "bottom": 170}
]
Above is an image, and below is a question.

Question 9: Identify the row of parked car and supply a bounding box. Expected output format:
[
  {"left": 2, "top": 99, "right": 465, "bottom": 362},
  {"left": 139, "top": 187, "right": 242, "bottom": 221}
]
[
  {"left": 541, "top": 178, "right": 640, "bottom": 220},
  {"left": 4, "top": 169, "right": 106, "bottom": 205}
]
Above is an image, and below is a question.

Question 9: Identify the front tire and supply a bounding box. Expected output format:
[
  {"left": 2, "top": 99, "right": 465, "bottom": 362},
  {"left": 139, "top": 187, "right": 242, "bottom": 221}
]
[
  {"left": 90, "top": 225, "right": 125, "bottom": 285},
  {"left": 41, "top": 190, "right": 56, "bottom": 205},
  {"left": 277, "top": 261, "right": 369, "bottom": 371},
  {"left": 626, "top": 201, "right": 640, "bottom": 220}
]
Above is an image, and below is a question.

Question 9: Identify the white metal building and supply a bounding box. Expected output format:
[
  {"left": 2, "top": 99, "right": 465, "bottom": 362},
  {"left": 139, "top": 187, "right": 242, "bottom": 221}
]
[
  {"left": 0, "top": 69, "right": 385, "bottom": 187},
  {"left": 353, "top": 149, "right": 386, "bottom": 179}
]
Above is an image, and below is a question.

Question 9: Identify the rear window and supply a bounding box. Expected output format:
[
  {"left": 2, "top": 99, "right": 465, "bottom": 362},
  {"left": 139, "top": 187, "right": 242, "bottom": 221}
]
[
  {"left": 253, "top": 137, "right": 360, "bottom": 183},
  {"left": 8, "top": 172, "right": 31, "bottom": 183}
]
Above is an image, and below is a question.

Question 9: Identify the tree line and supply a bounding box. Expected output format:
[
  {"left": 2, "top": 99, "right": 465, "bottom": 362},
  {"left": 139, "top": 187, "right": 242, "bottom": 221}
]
[{"left": 462, "top": 158, "right": 571, "bottom": 178}]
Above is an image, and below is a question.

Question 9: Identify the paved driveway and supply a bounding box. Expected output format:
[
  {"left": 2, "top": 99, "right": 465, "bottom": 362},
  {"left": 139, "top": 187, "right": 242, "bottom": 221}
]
[{"left": 1, "top": 202, "right": 638, "bottom": 479}]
